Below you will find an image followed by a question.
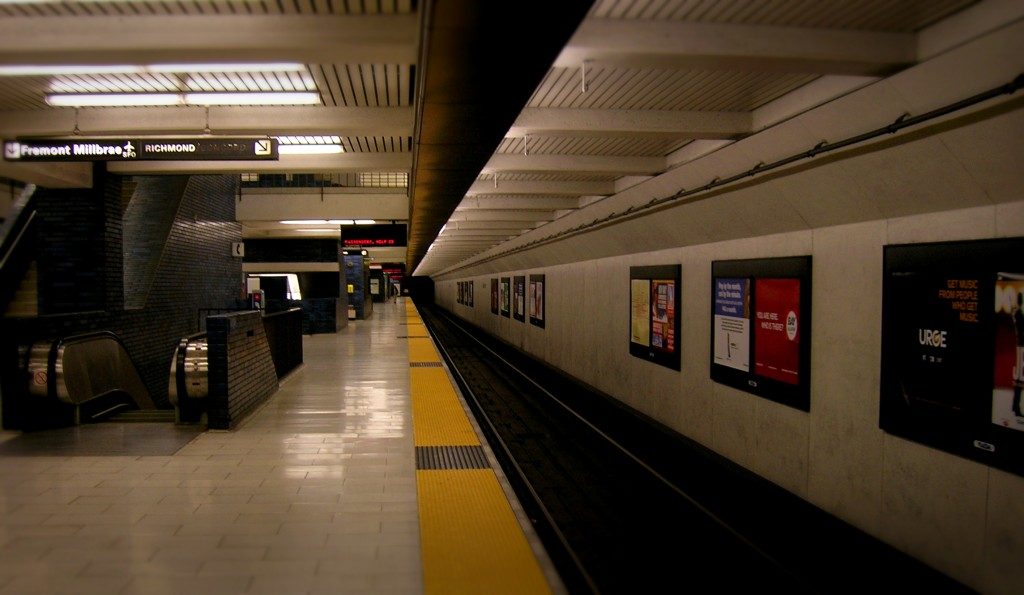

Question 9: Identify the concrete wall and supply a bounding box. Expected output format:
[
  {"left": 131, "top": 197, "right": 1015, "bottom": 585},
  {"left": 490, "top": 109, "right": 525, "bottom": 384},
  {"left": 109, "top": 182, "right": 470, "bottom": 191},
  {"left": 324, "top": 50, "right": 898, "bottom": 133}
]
[
  {"left": 437, "top": 200, "right": 1024, "bottom": 594},
  {"left": 427, "top": 12, "right": 1024, "bottom": 591}
]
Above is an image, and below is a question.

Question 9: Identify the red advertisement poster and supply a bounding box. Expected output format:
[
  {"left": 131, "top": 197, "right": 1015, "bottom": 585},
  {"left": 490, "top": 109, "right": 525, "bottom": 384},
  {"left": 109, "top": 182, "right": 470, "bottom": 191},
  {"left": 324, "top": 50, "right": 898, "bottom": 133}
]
[{"left": 754, "top": 278, "right": 800, "bottom": 385}]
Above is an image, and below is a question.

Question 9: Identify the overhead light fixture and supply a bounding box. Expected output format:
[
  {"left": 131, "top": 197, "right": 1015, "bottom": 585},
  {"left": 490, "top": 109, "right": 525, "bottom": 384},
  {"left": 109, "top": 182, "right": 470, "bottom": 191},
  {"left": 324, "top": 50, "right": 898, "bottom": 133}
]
[
  {"left": 280, "top": 220, "right": 353, "bottom": 226},
  {"left": 0, "top": 65, "right": 144, "bottom": 76},
  {"left": 0, "top": 63, "right": 306, "bottom": 76},
  {"left": 278, "top": 144, "right": 343, "bottom": 155},
  {"left": 45, "top": 91, "right": 320, "bottom": 107},
  {"left": 354, "top": 220, "right": 376, "bottom": 225},
  {"left": 184, "top": 92, "right": 319, "bottom": 106},
  {"left": 45, "top": 93, "right": 182, "bottom": 107},
  {"left": 150, "top": 63, "right": 305, "bottom": 73}
]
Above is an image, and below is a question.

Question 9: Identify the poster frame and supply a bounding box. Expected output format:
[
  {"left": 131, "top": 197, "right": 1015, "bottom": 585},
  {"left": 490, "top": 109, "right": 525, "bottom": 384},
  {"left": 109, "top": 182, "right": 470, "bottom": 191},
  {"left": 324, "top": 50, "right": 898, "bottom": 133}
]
[
  {"left": 490, "top": 278, "right": 499, "bottom": 315},
  {"left": 529, "top": 274, "right": 546, "bottom": 328},
  {"left": 500, "top": 277, "right": 511, "bottom": 318},
  {"left": 880, "top": 237, "right": 1024, "bottom": 477},
  {"left": 709, "top": 256, "right": 812, "bottom": 411},
  {"left": 513, "top": 276, "right": 526, "bottom": 322},
  {"left": 629, "top": 265, "right": 682, "bottom": 371}
]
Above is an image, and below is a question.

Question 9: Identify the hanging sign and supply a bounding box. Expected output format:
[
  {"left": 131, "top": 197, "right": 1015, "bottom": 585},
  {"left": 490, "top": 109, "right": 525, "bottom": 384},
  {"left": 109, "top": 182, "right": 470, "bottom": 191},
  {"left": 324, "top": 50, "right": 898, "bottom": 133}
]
[{"left": 3, "top": 137, "right": 278, "bottom": 162}]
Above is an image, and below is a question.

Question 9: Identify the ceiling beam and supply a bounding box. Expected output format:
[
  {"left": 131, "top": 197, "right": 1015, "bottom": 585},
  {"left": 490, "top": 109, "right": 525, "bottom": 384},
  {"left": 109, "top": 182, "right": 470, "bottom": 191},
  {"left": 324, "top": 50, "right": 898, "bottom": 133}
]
[
  {"left": 440, "top": 228, "right": 524, "bottom": 236},
  {"left": 509, "top": 108, "right": 751, "bottom": 139},
  {"left": 0, "top": 15, "right": 418, "bottom": 66},
  {"left": 467, "top": 179, "right": 613, "bottom": 196},
  {"left": 108, "top": 152, "right": 411, "bottom": 175},
  {"left": 448, "top": 209, "right": 555, "bottom": 222},
  {"left": 236, "top": 191, "right": 408, "bottom": 222},
  {"left": 482, "top": 154, "right": 663, "bottom": 176},
  {"left": 0, "top": 161, "right": 91, "bottom": 188},
  {"left": 406, "top": 0, "right": 593, "bottom": 274},
  {"left": 458, "top": 196, "right": 580, "bottom": 210},
  {"left": 445, "top": 220, "right": 539, "bottom": 230},
  {"left": 0, "top": 107, "right": 415, "bottom": 138},
  {"left": 555, "top": 19, "right": 916, "bottom": 75}
]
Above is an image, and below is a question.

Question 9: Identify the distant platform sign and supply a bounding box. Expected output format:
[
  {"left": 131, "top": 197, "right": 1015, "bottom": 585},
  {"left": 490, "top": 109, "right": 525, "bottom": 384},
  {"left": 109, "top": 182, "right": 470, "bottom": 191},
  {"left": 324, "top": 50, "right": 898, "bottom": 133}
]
[{"left": 3, "top": 138, "right": 278, "bottom": 161}]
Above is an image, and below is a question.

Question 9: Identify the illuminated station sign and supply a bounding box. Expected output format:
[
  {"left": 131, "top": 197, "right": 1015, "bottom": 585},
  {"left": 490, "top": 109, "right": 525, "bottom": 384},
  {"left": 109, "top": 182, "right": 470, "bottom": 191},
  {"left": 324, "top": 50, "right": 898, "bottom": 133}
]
[
  {"left": 342, "top": 224, "right": 407, "bottom": 248},
  {"left": 3, "top": 138, "right": 279, "bottom": 161}
]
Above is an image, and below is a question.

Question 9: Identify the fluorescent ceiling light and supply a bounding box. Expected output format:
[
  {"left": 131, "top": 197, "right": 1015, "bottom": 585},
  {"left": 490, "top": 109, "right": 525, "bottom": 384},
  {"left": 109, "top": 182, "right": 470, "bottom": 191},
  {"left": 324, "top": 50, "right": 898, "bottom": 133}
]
[
  {"left": 354, "top": 220, "right": 376, "bottom": 225},
  {"left": 150, "top": 63, "right": 305, "bottom": 73},
  {"left": 279, "top": 144, "right": 344, "bottom": 155},
  {"left": 0, "top": 65, "right": 144, "bottom": 76},
  {"left": 276, "top": 135, "right": 342, "bottom": 145},
  {"left": 44, "top": 91, "right": 320, "bottom": 107},
  {"left": 281, "top": 220, "right": 332, "bottom": 225},
  {"left": 0, "top": 63, "right": 306, "bottom": 76},
  {"left": 327, "top": 220, "right": 355, "bottom": 225},
  {"left": 185, "top": 92, "right": 319, "bottom": 106},
  {"left": 46, "top": 93, "right": 181, "bottom": 107}
]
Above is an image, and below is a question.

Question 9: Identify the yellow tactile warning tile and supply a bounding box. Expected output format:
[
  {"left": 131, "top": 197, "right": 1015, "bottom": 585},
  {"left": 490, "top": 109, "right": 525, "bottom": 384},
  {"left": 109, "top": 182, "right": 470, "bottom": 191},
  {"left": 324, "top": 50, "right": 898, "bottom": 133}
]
[
  {"left": 408, "top": 337, "right": 441, "bottom": 363},
  {"left": 418, "top": 469, "right": 551, "bottom": 595},
  {"left": 410, "top": 368, "right": 479, "bottom": 446}
]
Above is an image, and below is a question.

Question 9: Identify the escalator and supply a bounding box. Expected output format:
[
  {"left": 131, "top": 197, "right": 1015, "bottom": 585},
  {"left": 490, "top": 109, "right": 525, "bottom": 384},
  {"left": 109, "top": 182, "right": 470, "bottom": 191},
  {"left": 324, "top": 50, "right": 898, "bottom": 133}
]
[{"left": 25, "top": 331, "right": 161, "bottom": 424}]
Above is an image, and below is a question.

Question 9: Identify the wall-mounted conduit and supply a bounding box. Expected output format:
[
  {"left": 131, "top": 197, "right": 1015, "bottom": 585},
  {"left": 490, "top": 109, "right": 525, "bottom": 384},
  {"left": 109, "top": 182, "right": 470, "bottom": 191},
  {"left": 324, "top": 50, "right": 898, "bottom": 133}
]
[{"left": 449, "top": 73, "right": 1024, "bottom": 273}]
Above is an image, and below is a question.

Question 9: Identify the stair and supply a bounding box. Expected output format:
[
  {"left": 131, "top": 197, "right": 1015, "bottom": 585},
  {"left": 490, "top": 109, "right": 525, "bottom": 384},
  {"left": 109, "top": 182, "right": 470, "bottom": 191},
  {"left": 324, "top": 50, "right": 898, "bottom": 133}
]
[
  {"left": 3, "top": 260, "right": 37, "bottom": 318},
  {"left": 106, "top": 409, "right": 177, "bottom": 423}
]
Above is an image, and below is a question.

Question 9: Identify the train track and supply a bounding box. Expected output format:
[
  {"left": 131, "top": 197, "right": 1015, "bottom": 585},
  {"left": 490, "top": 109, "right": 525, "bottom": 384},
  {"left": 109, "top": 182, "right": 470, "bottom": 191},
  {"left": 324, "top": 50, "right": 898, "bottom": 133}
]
[{"left": 418, "top": 304, "right": 975, "bottom": 595}]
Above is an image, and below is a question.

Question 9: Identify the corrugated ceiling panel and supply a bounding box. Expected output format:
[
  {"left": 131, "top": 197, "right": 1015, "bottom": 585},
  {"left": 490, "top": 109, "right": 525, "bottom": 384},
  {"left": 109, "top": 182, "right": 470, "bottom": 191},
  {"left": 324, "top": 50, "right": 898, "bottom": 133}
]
[
  {"left": 499, "top": 136, "right": 682, "bottom": 157},
  {"left": 589, "top": 0, "right": 977, "bottom": 31},
  {"left": 531, "top": 67, "right": 817, "bottom": 112},
  {"left": 0, "top": 0, "right": 415, "bottom": 18},
  {"left": 312, "top": 64, "right": 410, "bottom": 107},
  {"left": 342, "top": 136, "right": 411, "bottom": 153},
  {"left": 481, "top": 173, "right": 619, "bottom": 182}
]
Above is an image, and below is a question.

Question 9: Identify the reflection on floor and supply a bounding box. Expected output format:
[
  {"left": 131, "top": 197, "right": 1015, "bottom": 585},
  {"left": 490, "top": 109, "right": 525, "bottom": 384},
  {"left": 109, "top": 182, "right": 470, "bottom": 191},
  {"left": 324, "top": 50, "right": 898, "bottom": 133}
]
[{"left": 0, "top": 299, "right": 421, "bottom": 594}]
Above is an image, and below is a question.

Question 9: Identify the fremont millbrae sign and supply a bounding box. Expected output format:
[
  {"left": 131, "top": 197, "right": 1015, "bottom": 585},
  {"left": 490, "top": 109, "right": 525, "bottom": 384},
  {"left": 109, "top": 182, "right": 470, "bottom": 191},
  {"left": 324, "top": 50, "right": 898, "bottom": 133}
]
[{"left": 3, "top": 138, "right": 278, "bottom": 161}]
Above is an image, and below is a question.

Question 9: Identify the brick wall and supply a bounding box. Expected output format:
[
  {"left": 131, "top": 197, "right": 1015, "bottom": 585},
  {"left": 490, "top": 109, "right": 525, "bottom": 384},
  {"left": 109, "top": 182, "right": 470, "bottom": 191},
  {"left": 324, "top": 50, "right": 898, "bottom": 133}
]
[
  {"left": 206, "top": 310, "right": 278, "bottom": 430},
  {"left": 2, "top": 172, "right": 243, "bottom": 426}
]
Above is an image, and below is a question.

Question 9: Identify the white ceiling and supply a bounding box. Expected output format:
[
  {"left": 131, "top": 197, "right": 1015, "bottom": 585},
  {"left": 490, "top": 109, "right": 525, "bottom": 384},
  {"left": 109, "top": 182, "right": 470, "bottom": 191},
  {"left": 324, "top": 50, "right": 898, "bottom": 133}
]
[{"left": 0, "top": 0, "right": 999, "bottom": 273}]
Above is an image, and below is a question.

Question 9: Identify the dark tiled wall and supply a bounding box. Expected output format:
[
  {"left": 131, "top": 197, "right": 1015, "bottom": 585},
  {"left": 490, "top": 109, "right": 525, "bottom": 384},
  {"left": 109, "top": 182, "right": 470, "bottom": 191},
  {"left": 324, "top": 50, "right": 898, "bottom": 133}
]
[
  {"left": 4, "top": 173, "right": 242, "bottom": 423},
  {"left": 36, "top": 164, "right": 119, "bottom": 315},
  {"left": 123, "top": 176, "right": 191, "bottom": 309},
  {"left": 344, "top": 254, "right": 373, "bottom": 319},
  {"left": 206, "top": 311, "right": 278, "bottom": 430},
  {"left": 267, "top": 298, "right": 343, "bottom": 334}
]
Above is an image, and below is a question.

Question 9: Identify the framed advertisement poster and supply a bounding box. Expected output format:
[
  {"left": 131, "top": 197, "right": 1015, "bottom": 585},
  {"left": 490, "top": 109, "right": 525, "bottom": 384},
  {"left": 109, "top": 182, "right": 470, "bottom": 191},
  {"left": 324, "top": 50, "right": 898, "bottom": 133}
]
[
  {"left": 710, "top": 256, "right": 811, "bottom": 411},
  {"left": 500, "top": 277, "right": 511, "bottom": 318},
  {"left": 468, "top": 280, "right": 473, "bottom": 307},
  {"left": 629, "top": 265, "right": 681, "bottom": 370},
  {"left": 490, "top": 278, "right": 499, "bottom": 315},
  {"left": 881, "top": 237, "right": 1024, "bottom": 476},
  {"left": 513, "top": 276, "right": 526, "bottom": 322},
  {"left": 529, "top": 274, "right": 545, "bottom": 328},
  {"left": 457, "top": 281, "right": 463, "bottom": 305}
]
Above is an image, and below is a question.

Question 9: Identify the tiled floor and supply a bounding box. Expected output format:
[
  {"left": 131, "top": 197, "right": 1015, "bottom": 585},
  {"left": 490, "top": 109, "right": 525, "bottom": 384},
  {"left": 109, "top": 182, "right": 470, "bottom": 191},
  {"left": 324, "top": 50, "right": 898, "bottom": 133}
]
[{"left": 0, "top": 299, "right": 422, "bottom": 594}]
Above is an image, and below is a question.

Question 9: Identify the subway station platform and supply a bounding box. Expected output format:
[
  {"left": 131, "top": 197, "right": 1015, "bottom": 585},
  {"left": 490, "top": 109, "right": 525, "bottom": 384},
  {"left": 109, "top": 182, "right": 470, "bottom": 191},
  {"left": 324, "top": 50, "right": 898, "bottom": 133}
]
[{"left": 0, "top": 298, "right": 559, "bottom": 595}]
